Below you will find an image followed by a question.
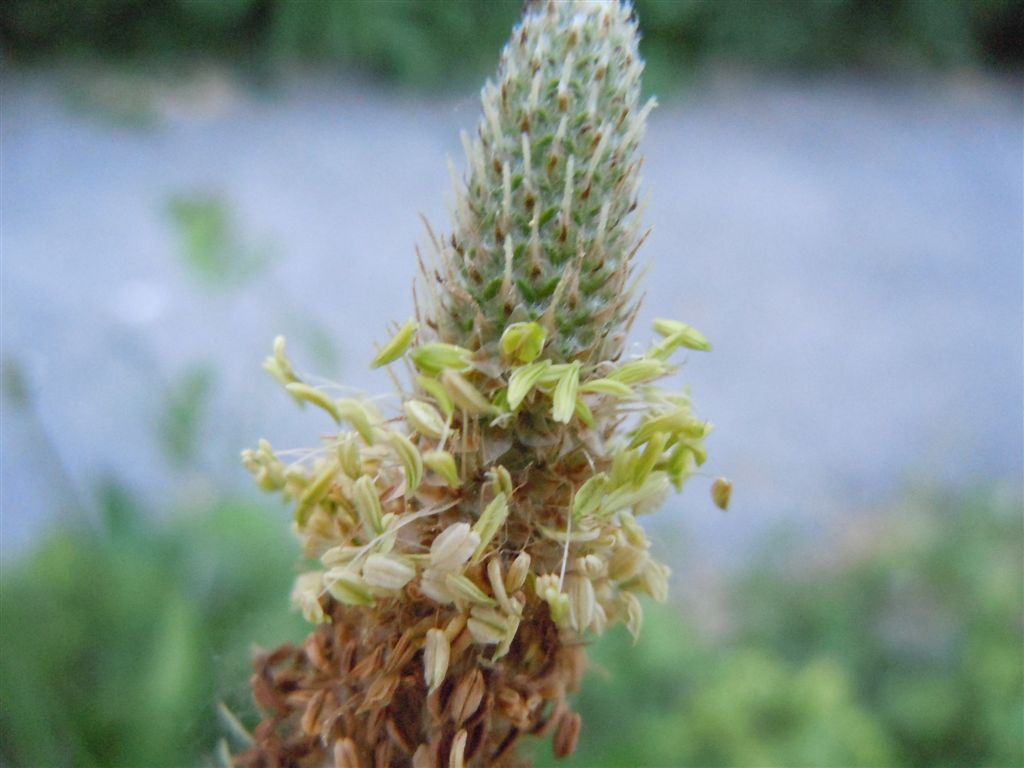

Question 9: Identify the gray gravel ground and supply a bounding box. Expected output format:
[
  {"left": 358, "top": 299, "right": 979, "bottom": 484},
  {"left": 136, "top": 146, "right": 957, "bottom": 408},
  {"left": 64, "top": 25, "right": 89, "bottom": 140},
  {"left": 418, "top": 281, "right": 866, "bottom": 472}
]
[{"left": 3, "top": 70, "right": 1021, "bottom": 565}]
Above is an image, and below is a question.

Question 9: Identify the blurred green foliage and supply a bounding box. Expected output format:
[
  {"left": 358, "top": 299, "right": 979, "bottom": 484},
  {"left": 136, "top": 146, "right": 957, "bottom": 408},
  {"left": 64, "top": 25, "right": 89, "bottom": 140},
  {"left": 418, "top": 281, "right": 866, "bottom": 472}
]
[
  {"left": 0, "top": 486, "right": 307, "bottom": 768},
  {"left": 159, "top": 365, "right": 215, "bottom": 466},
  {"left": 167, "top": 195, "right": 269, "bottom": 288},
  {"left": 541, "top": 617, "right": 895, "bottom": 768},
  {"left": 1, "top": 0, "right": 1021, "bottom": 88},
  {"left": 1, "top": 488, "right": 1020, "bottom": 767},
  {"left": 735, "top": 490, "right": 1024, "bottom": 767},
  {"left": 533, "top": 488, "right": 1023, "bottom": 768}
]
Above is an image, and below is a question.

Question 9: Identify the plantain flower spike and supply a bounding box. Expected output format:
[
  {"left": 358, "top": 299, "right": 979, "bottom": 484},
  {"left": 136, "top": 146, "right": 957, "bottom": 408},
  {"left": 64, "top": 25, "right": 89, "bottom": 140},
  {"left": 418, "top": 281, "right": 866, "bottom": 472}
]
[{"left": 238, "top": 2, "right": 726, "bottom": 766}]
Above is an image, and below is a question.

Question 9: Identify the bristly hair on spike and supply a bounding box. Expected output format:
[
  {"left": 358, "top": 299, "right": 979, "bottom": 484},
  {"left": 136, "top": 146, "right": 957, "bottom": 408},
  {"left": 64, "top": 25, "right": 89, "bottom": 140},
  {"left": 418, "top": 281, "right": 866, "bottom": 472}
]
[
  {"left": 421, "top": 0, "right": 653, "bottom": 365},
  {"left": 237, "top": 2, "right": 727, "bottom": 766}
]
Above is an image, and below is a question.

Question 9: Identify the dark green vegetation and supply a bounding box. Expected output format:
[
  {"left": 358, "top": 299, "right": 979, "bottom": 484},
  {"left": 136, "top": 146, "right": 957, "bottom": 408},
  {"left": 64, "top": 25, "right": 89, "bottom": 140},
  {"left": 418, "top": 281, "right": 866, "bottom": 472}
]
[
  {"left": 0, "top": 488, "right": 307, "bottom": 768},
  {"left": 3, "top": 487, "right": 1020, "bottom": 767},
  {"left": 541, "top": 489, "right": 1024, "bottom": 768},
  {"left": 2, "top": 0, "right": 1021, "bottom": 89}
]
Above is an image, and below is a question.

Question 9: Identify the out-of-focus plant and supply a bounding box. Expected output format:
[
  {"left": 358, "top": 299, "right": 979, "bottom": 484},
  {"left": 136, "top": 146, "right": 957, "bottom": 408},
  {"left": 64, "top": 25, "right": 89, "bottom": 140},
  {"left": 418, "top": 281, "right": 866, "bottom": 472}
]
[
  {"left": 167, "top": 194, "right": 270, "bottom": 288},
  {"left": 1, "top": 483, "right": 1017, "bottom": 766},
  {"left": 159, "top": 365, "right": 216, "bottom": 467},
  {"left": 0, "top": 486, "right": 306, "bottom": 768},
  {"left": 537, "top": 607, "right": 894, "bottom": 768},
  {"left": 736, "top": 488, "right": 1024, "bottom": 768},
  {"left": 529, "top": 487, "right": 1022, "bottom": 768},
  {"left": 1, "top": 0, "right": 1020, "bottom": 82}
]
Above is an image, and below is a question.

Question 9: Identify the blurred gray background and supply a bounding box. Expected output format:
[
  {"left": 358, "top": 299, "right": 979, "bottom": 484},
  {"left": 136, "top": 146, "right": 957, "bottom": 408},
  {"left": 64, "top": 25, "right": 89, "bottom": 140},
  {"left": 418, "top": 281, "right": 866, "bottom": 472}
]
[{"left": 4, "top": 68, "right": 1021, "bottom": 559}]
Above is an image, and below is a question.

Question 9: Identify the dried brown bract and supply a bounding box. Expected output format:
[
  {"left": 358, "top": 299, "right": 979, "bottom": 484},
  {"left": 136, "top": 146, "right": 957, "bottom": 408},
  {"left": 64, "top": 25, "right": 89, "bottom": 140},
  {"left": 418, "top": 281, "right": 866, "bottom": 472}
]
[{"left": 237, "top": 599, "right": 585, "bottom": 767}]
